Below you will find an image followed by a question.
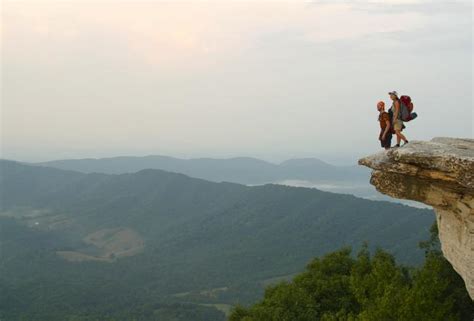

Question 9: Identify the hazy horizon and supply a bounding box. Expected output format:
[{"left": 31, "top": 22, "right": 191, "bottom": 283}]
[
  {"left": 24, "top": 152, "right": 365, "bottom": 166},
  {"left": 2, "top": 0, "right": 472, "bottom": 164}
]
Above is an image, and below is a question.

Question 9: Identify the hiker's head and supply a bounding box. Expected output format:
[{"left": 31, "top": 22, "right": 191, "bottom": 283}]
[
  {"left": 377, "top": 101, "right": 385, "bottom": 111},
  {"left": 388, "top": 91, "right": 398, "bottom": 100}
]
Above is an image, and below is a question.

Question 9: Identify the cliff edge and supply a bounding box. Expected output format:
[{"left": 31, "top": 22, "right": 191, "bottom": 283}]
[{"left": 359, "top": 137, "right": 474, "bottom": 299}]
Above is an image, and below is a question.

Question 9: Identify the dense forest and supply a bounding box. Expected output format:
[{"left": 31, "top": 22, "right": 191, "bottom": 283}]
[
  {"left": 2, "top": 222, "right": 472, "bottom": 320},
  {"left": 229, "top": 225, "right": 474, "bottom": 321}
]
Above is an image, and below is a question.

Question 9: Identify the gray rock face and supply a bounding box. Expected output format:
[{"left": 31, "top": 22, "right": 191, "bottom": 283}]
[{"left": 359, "top": 137, "right": 474, "bottom": 299}]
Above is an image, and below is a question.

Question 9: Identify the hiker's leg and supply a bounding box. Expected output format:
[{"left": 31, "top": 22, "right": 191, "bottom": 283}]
[
  {"left": 385, "top": 133, "right": 393, "bottom": 149},
  {"left": 393, "top": 121, "right": 407, "bottom": 146},
  {"left": 395, "top": 131, "right": 402, "bottom": 145},
  {"left": 397, "top": 130, "right": 408, "bottom": 143}
]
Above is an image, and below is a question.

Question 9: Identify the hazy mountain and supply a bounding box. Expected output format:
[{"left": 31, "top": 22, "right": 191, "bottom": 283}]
[
  {"left": 0, "top": 160, "right": 433, "bottom": 321},
  {"left": 37, "top": 155, "right": 421, "bottom": 208},
  {"left": 36, "top": 155, "right": 369, "bottom": 185}
]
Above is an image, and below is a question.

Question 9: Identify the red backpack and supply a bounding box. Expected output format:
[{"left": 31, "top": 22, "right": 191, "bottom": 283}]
[{"left": 399, "top": 95, "right": 417, "bottom": 121}]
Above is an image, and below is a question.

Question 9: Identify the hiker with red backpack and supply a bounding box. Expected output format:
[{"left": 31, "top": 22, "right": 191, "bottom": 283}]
[{"left": 388, "top": 91, "right": 417, "bottom": 148}]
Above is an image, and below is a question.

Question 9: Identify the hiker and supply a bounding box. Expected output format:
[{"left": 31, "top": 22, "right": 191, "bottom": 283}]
[
  {"left": 377, "top": 101, "right": 392, "bottom": 150},
  {"left": 388, "top": 91, "right": 409, "bottom": 147}
]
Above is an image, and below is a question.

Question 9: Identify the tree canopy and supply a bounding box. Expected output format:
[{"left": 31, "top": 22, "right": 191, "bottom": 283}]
[{"left": 229, "top": 225, "right": 474, "bottom": 321}]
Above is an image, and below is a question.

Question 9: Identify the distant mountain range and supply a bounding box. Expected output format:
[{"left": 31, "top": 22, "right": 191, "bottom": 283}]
[
  {"left": 36, "top": 155, "right": 369, "bottom": 185},
  {"left": 36, "top": 155, "right": 421, "bottom": 206},
  {"left": 0, "top": 159, "right": 433, "bottom": 321}
]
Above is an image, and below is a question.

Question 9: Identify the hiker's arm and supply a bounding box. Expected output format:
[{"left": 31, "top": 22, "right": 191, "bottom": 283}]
[{"left": 382, "top": 120, "right": 391, "bottom": 138}]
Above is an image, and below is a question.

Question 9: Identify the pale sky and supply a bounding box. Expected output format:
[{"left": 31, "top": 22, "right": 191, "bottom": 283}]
[{"left": 1, "top": 0, "right": 472, "bottom": 164}]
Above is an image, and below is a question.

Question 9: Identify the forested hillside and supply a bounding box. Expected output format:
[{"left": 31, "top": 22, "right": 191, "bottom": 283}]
[{"left": 0, "top": 160, "right": 434, "bottom": 320}]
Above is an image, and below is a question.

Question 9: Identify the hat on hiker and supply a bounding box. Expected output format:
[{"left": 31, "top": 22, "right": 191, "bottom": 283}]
[{"left": 388, "top": 91, "right": 398, "bottom": 97}]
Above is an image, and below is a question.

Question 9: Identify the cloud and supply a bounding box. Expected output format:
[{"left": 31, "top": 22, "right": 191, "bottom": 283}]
[
  {"left": 2, "top": 0, "right": 472, "bottom": 161},
  {"left": 2, "top": 1, "right": 429, "bottom": 68}
]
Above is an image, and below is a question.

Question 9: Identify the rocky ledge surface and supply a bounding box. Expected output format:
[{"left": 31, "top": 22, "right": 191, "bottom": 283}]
[{"left": 359, "top": 137, "right": 474, "bottom": 299}]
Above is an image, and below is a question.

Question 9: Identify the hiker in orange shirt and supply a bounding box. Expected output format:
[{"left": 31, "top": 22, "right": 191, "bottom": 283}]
[{"left": 377, "top": 101, "right": 392, "bottom": 150}]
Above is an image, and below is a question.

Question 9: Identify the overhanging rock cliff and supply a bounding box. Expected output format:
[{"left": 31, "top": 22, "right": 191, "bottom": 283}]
[{"left": 359, "top": 137, "right": 474, "bottom": 299}]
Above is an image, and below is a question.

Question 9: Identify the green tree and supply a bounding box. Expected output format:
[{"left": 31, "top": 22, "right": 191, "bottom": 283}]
[{"left": 229, "top": 223, "right": 474, "bottom": 321}]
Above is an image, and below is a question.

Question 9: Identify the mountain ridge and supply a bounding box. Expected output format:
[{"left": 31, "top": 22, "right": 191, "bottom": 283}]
[{"left": 34, "top": 155, "right": 368, "bottom": 185}]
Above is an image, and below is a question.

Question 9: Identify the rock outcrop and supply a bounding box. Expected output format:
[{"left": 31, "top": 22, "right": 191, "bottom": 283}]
[{"left": 359, "top": 137, "right": 474, "bottom": 299}]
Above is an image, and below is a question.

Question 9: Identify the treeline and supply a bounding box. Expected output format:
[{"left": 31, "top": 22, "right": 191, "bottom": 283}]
[
  {"left": 0, "top": 301, "right": 225, "bottom": 321},
  {"left": 229, "top": 225, "right": 474, "bottom": 321}
]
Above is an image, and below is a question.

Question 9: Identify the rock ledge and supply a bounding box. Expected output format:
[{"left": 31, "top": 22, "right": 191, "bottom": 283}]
[{"left": 359, "top": 137, "right": 474, "bottom": 299}]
